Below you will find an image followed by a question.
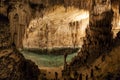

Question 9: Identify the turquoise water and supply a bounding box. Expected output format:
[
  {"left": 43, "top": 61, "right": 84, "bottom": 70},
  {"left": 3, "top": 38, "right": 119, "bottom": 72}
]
[{"left": 21, "top": 51, "right": 77, "bottom": 67}]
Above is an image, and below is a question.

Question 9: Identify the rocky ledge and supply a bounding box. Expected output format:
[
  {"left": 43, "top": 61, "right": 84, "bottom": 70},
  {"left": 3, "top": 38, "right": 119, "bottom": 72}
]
[
  {"left": 0, "top": 14, "right": 40, "bottom": 80},
  {"left": 0, "top": 48, "right": 40, "bottom": 80}
]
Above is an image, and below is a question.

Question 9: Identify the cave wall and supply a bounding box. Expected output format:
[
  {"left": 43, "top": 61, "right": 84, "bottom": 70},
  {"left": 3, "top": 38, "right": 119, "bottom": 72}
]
[
  {"left": 0, "top": 14, "right": 40, "bottom": 80},
  {"left": 23, "top": 8, "right": 89, "bottom": 48},
  {"left": 112, "top": 0, "right": 120, "bottom": 38},
  {"left": 29, "top": 0, "right": 91, "bottom": 10},
  {"left": 0, "top": 0, "right": 31, "bottom": 48},
  {"left": 8, "top": 2, "right": 31, "bottom": 48},
  {"left": 1, "top": 0, "right": 119, "bottom": 17},
  {"left": 1, "top": 0, "right": 91, "bottom": 49},
  {"left": 0, "top": 0, "right": 119, "bottom": 49},
  {"left": 70, "top": 0, "right": 114, "bottom": 67}
]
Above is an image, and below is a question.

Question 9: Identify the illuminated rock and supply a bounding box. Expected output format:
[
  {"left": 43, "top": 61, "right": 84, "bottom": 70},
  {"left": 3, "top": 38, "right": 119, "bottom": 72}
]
[{"left": 23, "top": 8, "right": 89, "bottom": 49}]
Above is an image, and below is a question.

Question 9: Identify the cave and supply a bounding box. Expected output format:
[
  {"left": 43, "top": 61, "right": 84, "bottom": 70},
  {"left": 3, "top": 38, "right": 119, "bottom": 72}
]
[{"left": 0, "top": 0, "right": 120, "bottom": 80}]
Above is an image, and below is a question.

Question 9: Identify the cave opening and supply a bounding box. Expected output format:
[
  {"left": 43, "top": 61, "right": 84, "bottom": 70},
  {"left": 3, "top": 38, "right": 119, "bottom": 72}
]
[
  {"left": 21, "top": 6, "right": 89, "bottom": 68},
  {"left": 0, "top": 1, "right": 91, "bottom": 70}
]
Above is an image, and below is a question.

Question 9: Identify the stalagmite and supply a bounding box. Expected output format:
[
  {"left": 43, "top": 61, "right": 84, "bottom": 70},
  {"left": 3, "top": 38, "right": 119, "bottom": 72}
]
[{"left": 64, "top": 52, "right": 67, "bottom": 70}]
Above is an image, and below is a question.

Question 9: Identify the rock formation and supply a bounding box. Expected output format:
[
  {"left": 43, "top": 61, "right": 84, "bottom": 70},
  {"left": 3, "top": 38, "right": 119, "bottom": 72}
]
[
  {"left": 0, "top": 49, "right": 40, "bottom": 80},
  {"left": 0, "top": 0, "right": 93, "bottom": 49},
  {"left": 1, "top": 0, "right": 119, "bottom": 49},
  {"left": 8, "top": 1, "right": 31, "bottom": 48},
  {"left": 24, "top": 9, "right": 89, "bottom": 49},
  {"left": 70, "top": 0, "right": 114, "bottom": 68},
  {"left": 0, "top": 14, "right": 40, "bottom": 80}
]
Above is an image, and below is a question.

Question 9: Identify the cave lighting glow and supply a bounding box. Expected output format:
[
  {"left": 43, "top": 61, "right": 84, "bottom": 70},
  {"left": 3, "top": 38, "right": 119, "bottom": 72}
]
[
  {"left": 78, "top": 12, "right": 89, "bottom": 36},
  {"left": 71, "top": 10, "right": 89, "bottom": 37},
  {"left": 119, "top": 21, "right": 120, "bottom": 26},
  {"left": 24, "top": 7, "right": 90, "bottom": 48},
  {"left": 73, "top": 11, "right": 89, "bottom": 21}
]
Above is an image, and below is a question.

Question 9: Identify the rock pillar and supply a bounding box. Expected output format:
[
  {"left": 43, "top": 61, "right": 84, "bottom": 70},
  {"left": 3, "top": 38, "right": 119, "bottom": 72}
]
[{"left": 8, "top": 1, "right": 30, "bottom": 49}]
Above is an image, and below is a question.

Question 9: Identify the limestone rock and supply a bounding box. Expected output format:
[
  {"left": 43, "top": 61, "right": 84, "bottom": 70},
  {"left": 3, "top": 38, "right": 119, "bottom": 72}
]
[
  {"left": 70, "top": 0, "right": 114, "bottom": 67},
  {"left": 0, "top": 15, "right": 40, "bottom": 80},
  {"left": 23, "top": 8, "right": 89, "bottom": 49},
  {"left": 0, "top": 48, "right": 40, "bottom": 80},
  {"left": 8, "top": 1, "right": 31, "bottom": 48}
]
